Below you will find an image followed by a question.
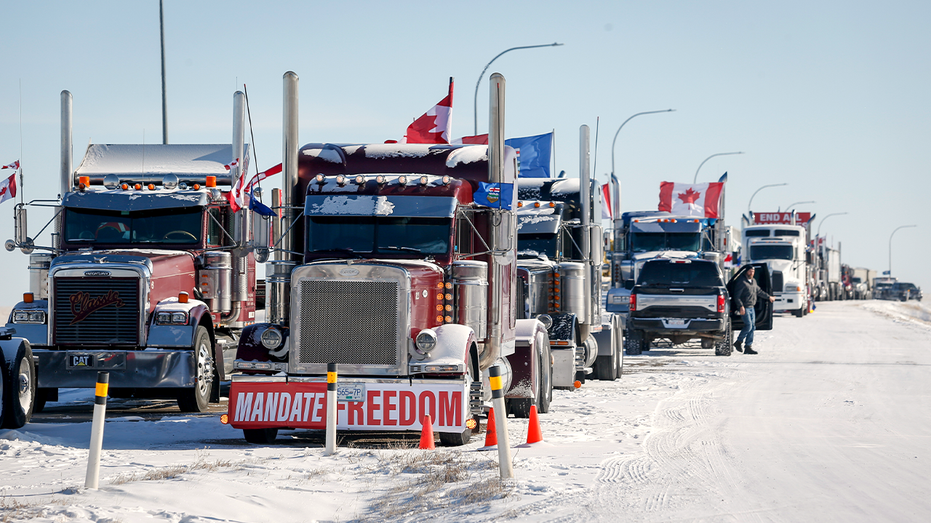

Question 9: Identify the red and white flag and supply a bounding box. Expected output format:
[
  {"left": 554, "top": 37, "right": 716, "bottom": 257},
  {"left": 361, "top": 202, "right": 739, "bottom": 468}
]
[
  {"left": 403, "top": 78, "right": 453, "bottom": 144},
  {"left": 0, "top": 171, "right": 17, "bottom": 205},
  {"left": 601, "top": 183, "right": 613, "bottom": 219},
  {"left": 246, "top": 163, "right": 282, "bottom": 193},
  {"left": 228, "top": 163, "right": 283, "bottom": 212},
  {"left": 658, "top": 181, "right": 724, "bottom": 218},
  {"left": 2, "top": 160, "right": 20, "bottom": 170}
]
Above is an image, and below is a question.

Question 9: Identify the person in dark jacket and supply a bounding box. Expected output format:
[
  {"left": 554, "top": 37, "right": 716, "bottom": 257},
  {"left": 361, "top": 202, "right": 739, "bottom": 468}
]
[{"left": 733, "top": 266, "right": 774, "bottom": 355}]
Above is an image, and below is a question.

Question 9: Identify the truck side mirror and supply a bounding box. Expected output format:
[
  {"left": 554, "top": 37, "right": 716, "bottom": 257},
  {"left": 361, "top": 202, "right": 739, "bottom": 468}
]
[{"left": 251, "top": 212, "right": 271, "bottom": 263}]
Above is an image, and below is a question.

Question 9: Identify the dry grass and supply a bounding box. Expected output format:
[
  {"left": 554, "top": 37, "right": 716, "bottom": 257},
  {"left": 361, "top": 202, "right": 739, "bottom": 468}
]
[
  {"left": 110, "top": 452, "right": 242, "bottom": 486},
  {"left": 0, "top": 496, "right": 72, "bottom": 523}
]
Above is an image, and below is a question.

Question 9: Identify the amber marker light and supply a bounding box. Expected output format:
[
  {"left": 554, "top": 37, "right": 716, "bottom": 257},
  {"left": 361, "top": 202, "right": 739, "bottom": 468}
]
[
  {"left": 148, "top": 183, "right": 156, "bottom": 190},
  {"left": 23, "top": 292, "right": 34, "bottom": 304},
  {"left": 179, "top": 292, "right": 189, "bottom": 304},
  {"left": 134, "top": 183, "right": 142, "bottom": 190},
  {"left": 466, "top": 418, "right": 477, "bottom": 430},
  {"left": 206, "top": 176, "right": 217, "bottom": 188},
  {"left": 121, "top": 183, "right": 129, "bottom": 190},
  {"left": 574, "top": 380, "right": 582, "bottom": 389},
  {"left": 193, "top": 184, "right": 201, "bottom": 190},
  {"left": 220, "top": 414, "right": 229, "bottom": 424}
]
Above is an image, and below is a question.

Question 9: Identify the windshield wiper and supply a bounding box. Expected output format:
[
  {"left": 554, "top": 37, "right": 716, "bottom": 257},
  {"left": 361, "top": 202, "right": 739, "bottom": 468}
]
[{"left": 382, "top": 246, "right": 422, "bottom": 253}]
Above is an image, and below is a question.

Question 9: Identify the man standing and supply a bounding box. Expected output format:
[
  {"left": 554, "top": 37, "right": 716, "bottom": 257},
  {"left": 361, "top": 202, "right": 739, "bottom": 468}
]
[{"left": 734, "top": 266, "right": 775, "bottom": 355}]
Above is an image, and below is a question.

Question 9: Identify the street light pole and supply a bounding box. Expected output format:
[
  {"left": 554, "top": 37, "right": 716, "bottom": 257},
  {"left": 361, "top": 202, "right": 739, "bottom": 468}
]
[
  {"left": 693, "top": 151, "right": 743, "bottom": 183},
  {"left": 816, "top": 212, "right": 847, "bottom": 239},
  {"left": 608, "top": 109, "right": 675, "bottom": 245},
  {"left": 473, "top": 42, "right": 563, "bottom": 136},
  {"left": 747, "top": 183, "right": 788, "bottom": 218},
  {"left": 889, "top": 224, "right": 917, "bottom": 275},
  {"left": 783, "top": 200, "right": 815, "bottom": 211}
]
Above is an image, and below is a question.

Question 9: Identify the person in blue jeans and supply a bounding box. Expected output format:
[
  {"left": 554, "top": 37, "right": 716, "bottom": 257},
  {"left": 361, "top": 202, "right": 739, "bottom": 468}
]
[{"left": 733, "top": 266, "right": 774, "bottom": 355}]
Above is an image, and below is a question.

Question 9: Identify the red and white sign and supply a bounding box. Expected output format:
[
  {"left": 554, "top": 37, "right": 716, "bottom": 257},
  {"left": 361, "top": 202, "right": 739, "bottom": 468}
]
[
  {"left": 601, "top": 183, "right": 613, "bottom": 219},
  {"left": 658, "top": 181, "right": 724, "bottom": 218},
  {"left": 753, "top": 212, "right": 812, "bottom": 225},
  {"left": 228, "top": 381, "right": 468, "bottom": 432}
]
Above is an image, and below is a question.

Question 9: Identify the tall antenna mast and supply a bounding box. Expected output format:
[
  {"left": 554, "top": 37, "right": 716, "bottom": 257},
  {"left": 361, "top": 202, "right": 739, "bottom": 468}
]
[{"left": 160, "top": 0, "right": 168, "bottom": 144}]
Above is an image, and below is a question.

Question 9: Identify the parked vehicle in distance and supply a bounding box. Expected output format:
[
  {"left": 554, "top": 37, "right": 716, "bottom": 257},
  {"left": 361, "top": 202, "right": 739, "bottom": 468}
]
[
  {"left": 888, "top": 282, "right": 922, "bottom": 302},
  {"left": 872, "top": 277, "right": 896, "bottom": 300},
  {"left": 625, "top": 258, "right": 772, "bottom": 357}
]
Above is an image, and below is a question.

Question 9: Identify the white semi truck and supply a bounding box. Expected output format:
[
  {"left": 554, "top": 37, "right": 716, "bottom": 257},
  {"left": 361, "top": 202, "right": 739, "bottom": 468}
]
[{"left": 743, "top": 212, "right": 813, "bottom": 317}]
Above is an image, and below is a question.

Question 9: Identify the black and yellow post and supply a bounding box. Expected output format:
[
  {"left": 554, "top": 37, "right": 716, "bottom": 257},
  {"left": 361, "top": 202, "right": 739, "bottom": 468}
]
[
  {"left": 85, "top": 371, "right": 109, "bottom": 489},
  {"left": 489, "top": 366, "right": 514, "bottom": 479},
  {"left": 325, "top": 363, "right": 337, "bottom": 455}
]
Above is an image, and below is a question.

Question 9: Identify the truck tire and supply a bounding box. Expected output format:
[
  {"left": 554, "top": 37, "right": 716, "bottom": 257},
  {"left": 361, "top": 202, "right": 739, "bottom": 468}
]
[
  {"left": 625, "top": 330, "right": 644, "bottom": 356},
  {"left": 1, "top": 339, "right": 36, "bottom": 429},
  {"left": 440, "top": 427, "right": 472, "bottom": 447},
  {"left": 243, "top": 428, "right": 278, "bottom": 444},
  {"left": 178, "top": 326, "right": 216, "bottom": 413},
  {"left": 537, "top": 338, "right": 552, "bottom": 414},
  {"left": 595, "top": 353, "right": 617, "bottom": 381},
  {"left": 34, "top": 388, "right": 57, "bottom": 413},
  {"left": 615, "top": 327, "right": 624, "bottom": 379},
  {"left": 793, "top": 308, "right": 804, "bottom": 318},
  {"left": 714, "top": 322, "right": 733, "bottom": 357}
]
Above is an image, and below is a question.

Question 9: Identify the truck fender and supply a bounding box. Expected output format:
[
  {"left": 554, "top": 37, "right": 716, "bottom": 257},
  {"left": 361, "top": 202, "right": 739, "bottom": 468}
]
[
  {"left": 508, "top": 318, "right": 549, "bottom": 400},
  {"left": 237, "top": 323, "right": 290, "bottom": 362},
  {"left": 2, "top": 300, "right": 49, "bottom": 347},
  {"left": 422, "top": 323, "right": 475, "bottom": 366},
  {"left": 146, "top": 299, "right": 211, "bottom": 349}
]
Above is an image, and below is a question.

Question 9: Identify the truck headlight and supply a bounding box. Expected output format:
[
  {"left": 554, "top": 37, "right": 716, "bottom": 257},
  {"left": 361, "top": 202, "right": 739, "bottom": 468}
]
[
  {"left": 12, "top": 310, "right": 46, "bottom": 324},
  {"left": 155, "top": 311, "right": 188, "bottom": 325},
  {"left": 415, "top": 329, "right": 438, "bottom": 354},
  {"left": 536, "top": 314, "right": 553, "bottom": 329},
  {"left": 261, "top": 327, "right": 283, "bottom": 349}
]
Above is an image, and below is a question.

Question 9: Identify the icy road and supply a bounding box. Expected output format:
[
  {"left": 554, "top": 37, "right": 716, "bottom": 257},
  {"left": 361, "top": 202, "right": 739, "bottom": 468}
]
[{"left": 1, "top": 300, "right": 929, "bottom": 522}]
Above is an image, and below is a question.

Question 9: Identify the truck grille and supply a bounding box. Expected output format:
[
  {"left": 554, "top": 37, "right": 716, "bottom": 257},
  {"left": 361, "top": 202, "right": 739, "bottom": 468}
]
[
  {"left": 296, "top": 280, "right": 400, "bottom": 366},
  {"left": 772, "top": 271, "right": 784, "bottom": 292},
  {"left": 53, "top": 278, "right": 141, "bottom": 346}
]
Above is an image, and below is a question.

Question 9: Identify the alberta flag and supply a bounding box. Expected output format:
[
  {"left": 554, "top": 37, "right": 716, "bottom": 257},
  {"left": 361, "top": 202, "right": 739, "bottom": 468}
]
[
  {"left": 658, "top": 181, "right": 724, "bottom": 218},
  {"left": 507, "top": 132, "right": 552, "bottom": 178},
  {"left": 474, "top": 182, "right": 514, "bottom": 210}
]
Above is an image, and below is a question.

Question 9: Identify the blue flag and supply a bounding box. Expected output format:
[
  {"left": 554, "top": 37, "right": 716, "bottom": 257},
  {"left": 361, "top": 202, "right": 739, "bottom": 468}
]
[
  {"left": 474, "top": 182, "right": 514, "bottom": 210},
  {"left": 249, "top": 192, "right": 276, "bottom": 217},
  {"left": 506, "top": 132, "right": 552, "bottom": 178}
]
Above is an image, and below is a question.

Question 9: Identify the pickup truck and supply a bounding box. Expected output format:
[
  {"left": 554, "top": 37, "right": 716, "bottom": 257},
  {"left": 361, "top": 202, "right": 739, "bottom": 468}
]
[
  {"left": 888, "top": 282, "right": 922, "bottom": 302},
  {"left": 625, "top": 259, "right": 773, "bottom": 356}
]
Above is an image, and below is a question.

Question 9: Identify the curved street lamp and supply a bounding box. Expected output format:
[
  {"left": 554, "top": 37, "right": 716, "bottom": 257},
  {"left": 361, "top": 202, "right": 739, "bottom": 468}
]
[
  {"left": 693, "top": 151, "right": 744, "bottom": 183},
  {"left": 747, "top": 182, "right": 788, "bottom": 217},
  {"left": 608, "top": 109, "right": 675, "bottom": 244},
  {"left": 816, "top": 212, "right": 848, "bottom": 238},
  {"left": 889, "top": 224, "right": 917, "bottom": 275},
  {"left": 783, "top": 200, "right": 815, "bottom": 211},
  {"left": 473, "top": 42, "right": 563, "bottom": 135}
]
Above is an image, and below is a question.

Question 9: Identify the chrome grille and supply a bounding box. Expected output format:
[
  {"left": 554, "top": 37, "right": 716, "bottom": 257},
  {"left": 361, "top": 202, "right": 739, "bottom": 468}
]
[
  {"left": 297, "top": 279, "right": 400, "bottom": 366},
  {"left": 53, "top": 277, "right": 141, "bottom": 346}
]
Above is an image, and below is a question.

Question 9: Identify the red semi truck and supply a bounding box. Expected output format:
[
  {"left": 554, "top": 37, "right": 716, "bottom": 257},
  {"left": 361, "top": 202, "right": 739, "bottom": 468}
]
[
  {"left": 225, "top": 72, "right": 552, "bottom": 445},
  {"left": 3, "top": 90, "right": 261, "bottom": 416}
]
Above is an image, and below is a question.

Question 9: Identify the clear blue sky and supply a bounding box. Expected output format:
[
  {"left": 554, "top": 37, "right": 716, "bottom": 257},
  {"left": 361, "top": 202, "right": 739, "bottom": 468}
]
[{"left": 2, "top": 0, "right": 929, "bottom": 304}]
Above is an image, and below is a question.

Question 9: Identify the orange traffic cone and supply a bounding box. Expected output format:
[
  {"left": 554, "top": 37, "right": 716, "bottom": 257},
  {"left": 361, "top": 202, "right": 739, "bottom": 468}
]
[
  {"left": 526, "top": 405, "right": 543, "bottom": 444},
  {"left": 483, "top": 408, "right": 498, "bottom": 447},
  {"left": 419, "top": 414, "right": 436, "bottom": 450}
]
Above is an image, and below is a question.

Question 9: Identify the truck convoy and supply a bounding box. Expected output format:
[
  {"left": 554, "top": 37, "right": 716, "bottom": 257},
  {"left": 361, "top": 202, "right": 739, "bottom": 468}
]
[
  {"left": 3, "top": 90, "right": 261, "bottom": 415},
  {"left": 742, "top": 212, "right": 813, "bottom": 317},
  {"left": 514, "top": 129, "right": 622, "bottom": 385},
  {"left": 225, "top": 72, "right": 553, "bottom": 445}
]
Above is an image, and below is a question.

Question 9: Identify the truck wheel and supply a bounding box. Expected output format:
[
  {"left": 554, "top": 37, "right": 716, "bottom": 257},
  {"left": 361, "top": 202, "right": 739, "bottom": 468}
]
[
  {"left": 243, "top": 428, "right": 278, "bottom": 444},
  {"left": 34, "top": 388, "right": 57, "bottom": 413},
  {"left": 714, "top": 322, "right": 733, "bottom": 357},
  {"left": 537, "top": 339, "right": 552, "bottom": 414},
  {"left": 793, "top": 308, "right": 804, "bottom": 318},
  {"left": 1, "top": 339, "right": 36, "bottom": 429},
  {"left": 440, "top": 427, "right": 472, "bottom": 447},
  {"left": 625, "top": 330, "right": 643, "bottom": 356},
  {"left": 178, "top": 326, "right": 216, "bottom": 413}
]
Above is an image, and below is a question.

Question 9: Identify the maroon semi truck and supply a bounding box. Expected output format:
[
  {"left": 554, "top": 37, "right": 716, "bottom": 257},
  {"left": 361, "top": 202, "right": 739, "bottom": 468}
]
[
  {"left": 3, "top": 90, "right": 262, "bottom": 415},
  {"left": 224, "top": 72, "right": 552, "bottom": 445}
]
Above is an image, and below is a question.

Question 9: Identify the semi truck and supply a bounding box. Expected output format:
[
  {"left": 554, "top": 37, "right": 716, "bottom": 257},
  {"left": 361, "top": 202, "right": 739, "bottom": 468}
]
[
  {"left": 224, "top": 72, "right": 552, "bottom": 445},
  {"left": 3, "top": 90, "right": 262, "bottom": 413},
  {"left": 742, "top": 212, "right": 813, "bottom": 317},
  {"left": 515, "top": 129, "right": 622, "bottom": 384}
]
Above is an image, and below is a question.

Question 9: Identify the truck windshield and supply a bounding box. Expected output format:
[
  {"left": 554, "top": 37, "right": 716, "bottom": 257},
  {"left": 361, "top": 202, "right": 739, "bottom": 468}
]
[
  {"left": 750, "top": 245, "right": 793, "bottom": 261},
  {"left": 630, "top": 232, "right": 700, "bottom": 252},
  {"left": 638, "top": 262, "right": 723, "bottom": 287},
  {"left": 307, "top": 216, "right": 451, "bottom": 255},
  {"left": 64, "top": 207, "right": 202, "bottom": 245},
  {"left": 517, "top": 233, "right": 558, "bottom": 258}
]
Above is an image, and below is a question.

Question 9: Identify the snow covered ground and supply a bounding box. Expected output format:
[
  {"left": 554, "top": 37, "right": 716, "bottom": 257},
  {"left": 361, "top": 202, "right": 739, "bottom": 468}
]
[{"left": 2, "top": 300, "right": 930, "bottom": 522}]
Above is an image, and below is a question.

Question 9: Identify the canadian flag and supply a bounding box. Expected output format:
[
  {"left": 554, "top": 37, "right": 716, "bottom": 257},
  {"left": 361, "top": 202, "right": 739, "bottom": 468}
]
[
  {"left": 228, "top": 163, "right": 283, "bottom": 212},
  {"left": 2, "top": 160, "right": 20, "bottom": 170},
  {"left": 246, "top": 163, "right": 282, "bottom": 193},
  {"left": 0, "top": 171, "right": 16, "bottom": 205},
  {"left": 601, "top": 183, "right": 613, "bottom": 219},
  {"left": 658, "top": 181, "right": 724, "bottom": 218},
  {"left": 403, "top": 78, "right": 453, "bottom": 144}
]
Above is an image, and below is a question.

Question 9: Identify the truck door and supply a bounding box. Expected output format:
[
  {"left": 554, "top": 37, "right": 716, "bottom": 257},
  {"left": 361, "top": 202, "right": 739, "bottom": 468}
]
[{"left": 727, "top": 263, "right": 774, "bottom": 331}]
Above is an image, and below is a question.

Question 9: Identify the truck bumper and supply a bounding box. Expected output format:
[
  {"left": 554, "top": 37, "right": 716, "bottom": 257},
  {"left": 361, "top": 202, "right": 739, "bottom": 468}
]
[
  {"left": 629, "top": 317, "right": 726, "bottom": 336},
  {"left": 226, "top": 376, "right": 470, "bottom": 435},
  {"left": 774, "top": 291, "right": 805, "bottom": 312},
  {"left": 34, "top": 348, "right": 196, "bottom": 389}
]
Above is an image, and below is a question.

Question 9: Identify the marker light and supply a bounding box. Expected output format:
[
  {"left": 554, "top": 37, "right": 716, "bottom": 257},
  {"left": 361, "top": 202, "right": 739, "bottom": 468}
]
[
  {"left": 23, "top": 292, "right": 34, "bottom": 304},
  {"left": 178, "top": 292, "right": 189, "bottom": 304},
  {"left": 206, "top": 176, "right": 217, "bottom": 188}
]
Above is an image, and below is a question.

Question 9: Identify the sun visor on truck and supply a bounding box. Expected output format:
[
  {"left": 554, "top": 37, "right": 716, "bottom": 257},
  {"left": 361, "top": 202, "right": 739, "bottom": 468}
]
[
  {"left": 631, "top": 220, "right": 703, "bottom": 234},
  {"left": 304, "top": 195, "right": 457, "bottom": 217},
  {"left": 62, "top": 190, "right": 209, "bottom": 211},
  {"left": 75, "top": 144, "right": 243, "bottom": 186},
  {"left": 517, "top": 209, "right": 561, "bottom": 235}
]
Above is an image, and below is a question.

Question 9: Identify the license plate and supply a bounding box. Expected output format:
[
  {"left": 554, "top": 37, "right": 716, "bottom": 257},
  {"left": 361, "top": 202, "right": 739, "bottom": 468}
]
[
  {"left": 70, "top": 354, "right": 95, "bottom": 367},
  {"left": 666, "top": 319, "right": 687, "bottom": 326},
  {"left": 337, "top": 384, "right": 365, "bottom": 402}
]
